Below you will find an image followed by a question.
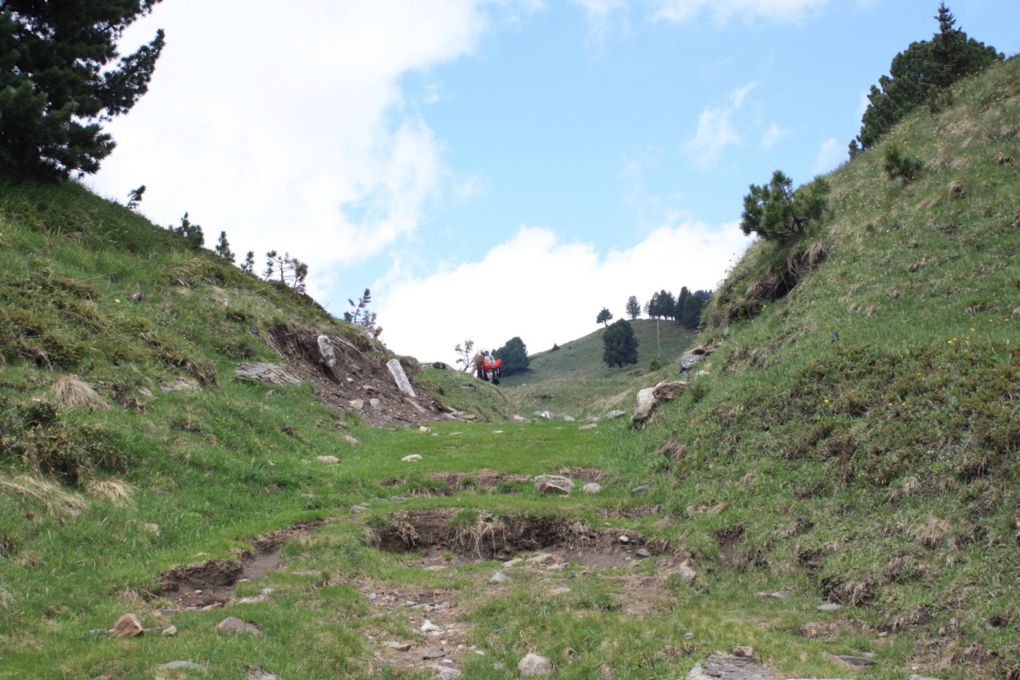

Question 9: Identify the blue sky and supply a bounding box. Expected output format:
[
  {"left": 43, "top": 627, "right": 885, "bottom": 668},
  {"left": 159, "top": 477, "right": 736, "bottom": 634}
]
[{"left": 90, "top": 0, "right": 1020, "bottom": 362}]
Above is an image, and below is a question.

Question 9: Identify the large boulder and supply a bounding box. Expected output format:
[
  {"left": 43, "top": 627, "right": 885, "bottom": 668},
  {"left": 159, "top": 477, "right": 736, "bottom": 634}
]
[
  {"left": 317, "top": 334, "right": 337, "bottom": 368},
  {"left": 631, "top": 387, "right": 657, "bottom": 425},
  {"left": 386, "top": 358, "right": 417, "bottom": 398},
  {"left": 234, "top": 363, "right": 301, "bottom": 386}
]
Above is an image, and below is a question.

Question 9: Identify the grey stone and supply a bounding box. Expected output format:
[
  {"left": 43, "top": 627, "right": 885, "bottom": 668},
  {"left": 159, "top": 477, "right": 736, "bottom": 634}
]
[
  {"left": 161, "top": 660, "right": 203, "bottom": 671},
  {"left": 234, "top": 363, "right": 300, "bottom": 386},
  {"left": 833, "top": 655, "right": 875, "bottom": 668},
  {"left": 316, "top": 455, "right": 339, "bottom": 464},
  {"left": 386, "top": 358, "right": 417, "bottom": 398},
  {"left": 369, "top": 397, "right": 381, "bottom": 408},
  {"left": 247, "top": 670, "right": 279, "bottom": 680},
  {"left": 677, "top": 351, "right": 704, "bottom": 373},
  {"left": 534, "top": 475, "right": 574, "bottom": 495},
  {"left": 732, "top": 646, "right": 754, "bottom": 658},
  {"left": 605, "top": 409, "right": 626, "bottom": 419},
  {"left": 579, "top": 423, "right": 597, "bottom": 430},
  {"left": 427, "top": 665, "right": 462, "bottom": 679},
  {"left": 686, "top": 653, "right": 777, "bottom": 680},
  {"left": 755, "top": 590, "right": 791, "bottom": 599},
  {"left": 582, "top": 482, "right": 603, "bottom": 494},
  {"left": 215, "top": 617, "right": 261, "bottom": 636},
  {"left": 317, "top": 334, "right": 337, "bottom": 368},
  {"left": 631, "top": 387, "right": 658, "bottom": 424},
  {"left": 562, "top": 415, "right": 575, "bottom": 422},
  {"left": 384, "top": 640, "right": 412, "bottom": 652},
  {"left": 636, "top": 548, "right": 651, "bottom": 558},
  {"left": 518, "top": 652, "right": 553, "bottom": 677},
  {"left": 672, "top": 564, "right": 697, "bottom": 584},
  {"left": 490, "top": 571, "right": 510, "bottom": 584},
  {"left": 817, "top": 602, "right": 842, "bottom": 612},
  {"left": 422, "top": 647, "right": 445, "bottom": 659},
  {"left": 343, "top": 434, "right": 360, "bottom": 445},
  {"left": 631, "top": 484, "right": 650, "bottom": 495}
]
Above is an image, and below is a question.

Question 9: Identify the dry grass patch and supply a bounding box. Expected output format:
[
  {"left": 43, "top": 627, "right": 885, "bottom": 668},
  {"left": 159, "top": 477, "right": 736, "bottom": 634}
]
[
  {"left": 51, "top": 375, "right": 110, "bottom": 410},
  {"left": 0, "top": 474, "right": 88, "bottom": 517},
  {"left": 85, "top": 478, "right": 134, "bottom": 506}
]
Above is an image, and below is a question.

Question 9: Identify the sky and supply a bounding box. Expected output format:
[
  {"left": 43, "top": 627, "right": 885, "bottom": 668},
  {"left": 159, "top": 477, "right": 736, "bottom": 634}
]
[{"left": 88, "top": 0, "right": 1020, "bottom": 363}]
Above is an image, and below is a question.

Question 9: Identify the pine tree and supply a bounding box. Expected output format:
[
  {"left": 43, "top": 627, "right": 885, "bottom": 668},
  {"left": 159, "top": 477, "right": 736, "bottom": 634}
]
[
  {"left": 741, "top": 171, "right": 829, "bottom": 242},
  {"left": 602, "top": 320, "right": 638, "bottom": 368},
  {"left": 214, "top": 231, "right": 235, "bottom": 262},
  {"left": 626, "top": 295, "right": 641, "bottom": 320},
  {"left": 596, "top": 308, "right": 613, "bottom": 327},
  {"left": 854, "top": 3, "right": 1001, "bottom": 150},
  {"left": 263, "top": 250, "right": 308, "bottom": 293},
  {"left": 0, "top": 2, "right": 166, "bottom": 177},
  {"left": 676, "top": 287, "right": 690, "bottom": 325},
  {"left": 170, "top": 213, "right": 204, "bottom": 250},
  {"left": 240, "top": 251, "right": 255, "bottom": 275},
  {"left": 494, "top": 337, "right": 529, "bottom": 377},
  {"left": 126, "top": 185, "right": 146, "bottom": 210}
]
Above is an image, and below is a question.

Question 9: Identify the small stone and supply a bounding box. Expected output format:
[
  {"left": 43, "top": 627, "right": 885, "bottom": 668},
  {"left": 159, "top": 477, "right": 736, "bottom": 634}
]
[
  {"left": 316, "top": 455, "right": 339, "bottom": 464},
  {"left": 579, "top": 423, "right": 597, "bottom": 430},
  {"left": 755, "top": 590, "right": 790, "bottom": 599},
  {"left": 161, "top": 625, "right": 178, "bottom": 637},
  {"left": 533, "top": 475, "right": 573, "bottom": 495},
  {"left": 350, "top": 503, "right": 369, "bottom": 513},
  {"left": 343, "top": 434, "right": 360, "bottom": 445},
  {"left": 502, "top": 558, "right": 522, "bottom": 568},
  {"left": 618, "top": 535, "right": 630, "bottom": 544},
  {"left": 369, "top": 398, "right": 382, "bottom": 408},
  {"left": 512, "top": 414, "right": 529, "bottom": 423},
  {"left": 605, "top": 410, "right": 626, "bottom": 419},
  {"left": 672, "top": 564, "right": 697, "bottom": 584},
  {"left": 428, "top": 664, "right": 462, "bottom": 679},
  {"left": 402, "top": 454, "right": 423, "bottom": 462},
  {"left": 349, "top": 399, "right": 364, "bottom": 410},
  {"left": 833, "top": 654, "right": 875, "bottom": 668},
  {"left": 518, "top": 652, "right": 553, "bottom": 677},
  {"left": 384, "top": 640, "right": 412, "bottom": 652},
  {"left": 549, "top": 587, "right": 571, "bottom": 595},
  {"left": 683, "top": 632, "right": 695, "bottom": 640},
  {"left": 421, "top": 619, "right": 441, "bottom": 634},
  {"left": 631, "top": 484, "right": 650, "bottom": 495},
  {"left": 215, "top": 617, "right": 261, "bottom": 636},
  {"left": 732, "top": 646, "right": 754, "bottom": 658},
  {"left": 527, "top": 553, "right": 554, "bottom": 565},
  {"left": 161, "top": 660, "right": 203, "bottom": 671},
  {"left": 908, "top": 675, "right": 942, "bottom": 680},
  {"left": 113, "top": 613, "right": 143, "bottom": 638},
  {"left": 247, "top": 670, "right": 279, "bottom": 680},
  {"left": 419, "top": 426, "right": 432, "bottom": 433},
  {"left": 490, "top": 571, "right": 510, "bottom": 584},
  {"left": 635, "top": 548, "right": 651, "bottom": 558},
  {"left": 817, "top": 602, "right": 842, "bottom": 612},
  {"left": 582, "top": 482, "right": 603, "bottom": 494},
  {"left": 422, "top": 646, "right": 445, "bottom": 659},
  {"left": 143, "top": 523, "right": 161, "bottom": 536},
  {"left": 562, "top": 415, "right": 576, "bottom": 422}
]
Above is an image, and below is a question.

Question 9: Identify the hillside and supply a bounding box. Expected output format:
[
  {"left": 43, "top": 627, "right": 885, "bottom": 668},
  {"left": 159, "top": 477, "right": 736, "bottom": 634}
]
[
  {"left": 0, "top": 56, "right": 1017, "bottom": 680},
  {"left": 500, "top": 319, "right": 697, "bottom": 417}
]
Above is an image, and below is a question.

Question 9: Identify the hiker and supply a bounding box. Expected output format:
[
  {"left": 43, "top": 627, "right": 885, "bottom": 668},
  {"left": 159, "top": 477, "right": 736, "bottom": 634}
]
[
  {"left": 473, "top": 350, "right": 489, "bottom": 381},
  {"left": 485, "top": 354, "right": 503, "bottom": 385}
]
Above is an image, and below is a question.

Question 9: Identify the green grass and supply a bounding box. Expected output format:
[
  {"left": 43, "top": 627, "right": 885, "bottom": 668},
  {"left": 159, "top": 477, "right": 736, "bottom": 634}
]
[{"left": 1, "top": 56, "right": 1020, "bottom": 680}]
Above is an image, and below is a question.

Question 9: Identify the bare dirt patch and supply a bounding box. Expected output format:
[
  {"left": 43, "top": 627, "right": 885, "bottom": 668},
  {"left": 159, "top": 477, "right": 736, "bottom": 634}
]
[
  {"left": 368, "top": 509, "right": 673, "bottom": 561},
  {"left": 154, "top": 519, "right": 328, "bottom": 609}
]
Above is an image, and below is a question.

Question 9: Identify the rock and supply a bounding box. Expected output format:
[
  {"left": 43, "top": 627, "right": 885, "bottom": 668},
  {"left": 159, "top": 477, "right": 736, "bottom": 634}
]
[
  {"left": 636, "top": 548, "right": 651, "bottom": 558},
  {"left": 384, "top": 640, "right": 412, "bottom": 651},
  {"left": 533, "top": 475, "right": 574, "bottom": 495},
  {"left": 490, "top": 571, "right": 510, "bottom": 584},
  {"left": 677, "top": 351, "right": 704, "bottom": 373},
  {"left": 686, "top": 653, "right": 777, "bottom": 680},
  {"left": 527, "top": 553, "right": 554, "bottom": 565},
  {"left": 317, "top": 334, "right": 337, "bottom": 368},
  {"left": 234, "top": 363, "right": 301, "bottom": 386},
  {"left": 161, "top": 660, "right": 203, "bottom": 671},
  {"left": 562, "top": 415, "right": 575, "bottom": 422},
  {"left": 247, "top": 670, "right": 279, "bottom": 680},
  {"left": 832, "top": 654, "right": 875, "bottom": 668},
  {"left": 672, "top": 563, "right": 697, "bottom": 584},
  {"left": 512, "top": 414, "right": 529, "bottom": 423},
  {"left": 419, "top": 426, "right": 432, "bottom": 433},
  {"left": 518, "top": 652, "right": 553, "bottom": 677},
  {"left": 114, "top": 613, "right": 144, "bottom": 638},
  {"left": 350, "top": 503, "right": 369, "bottom": 513},
  {"left": 215, "top": 617, "right": 261, "bottom": 636},
  {"left": 909, "top": 675, "right": 942, "bottom": 680},
  {"left": 605, "top": 410, "right": 626, "bottom": 419},
  {"left": 343, "top": 434, "right": 360, "bottom": 445},
  {"left": 422, "top": 646, "right": 445, "bottom": 659},
  {"left": 652, "top": 381, "right": 688, "bottom": 401},
  {"left": 817, "top": 602, "right": 842, "bottom": 612},
  {"left": 631, "top": 484, "right": 650, "bottom": 495},
  {"left": 732, "top": 646, "right": 754, "bottom": 658},
  {"left": 492, "top": 430, "right": 504, "bottom": 434},
  {"left": 237, "top": 587, "right": 274, "bottom": 604},
  {"left": 369, "top": 397, "right": 381, "bottom": 408},
  {"left": 618, "top": 535, "right": 631, "bottom": 544},
  {"left": 755, "top": 590, "right": 790, "bottom": 599},
  {"left": 349, "top": 399, "right": 364, "bottom": 410},
  {"left": 143, "top": 523, "right": 161, "bottom": 535},
  {"left": 402, "top": 454, "right": 423, "bottom": 462},
  {"left": 631, "top": 387, "right": 658, "bottom": 424},
  {"left": 428, "top": 664, "right": 462, "bottom": 679},
  {"left": 502, "top": 558, "right": 522, "bottom": 568},
  {"left": 386, "top": 358, "right": 418, "bottom": 398},
  {"left": 160, "top": 378, "right": 198, "bottom": 392},
  {"left": 161, "top": 625, "right": 178, "bottom": 637},
  {"left": 582, "top": 482, "right": 603, "bottom": 494},
  {"left": 316, "top": 455, "right": 339, "bottom": 464},
  {"left": 421, "top": 619, "right": 441, "bottom": 634},
  {"left": 579, "top": 423, "right": 597, "bottom": 430}
]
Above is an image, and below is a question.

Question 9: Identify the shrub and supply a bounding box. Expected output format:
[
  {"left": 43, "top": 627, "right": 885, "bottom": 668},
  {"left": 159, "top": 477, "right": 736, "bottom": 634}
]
[
  {"left": 883, "top": 145, "right": 924, "bottom": 184},
  {"left": 740, "top": 171, "right": 830, "bottom": 242}
]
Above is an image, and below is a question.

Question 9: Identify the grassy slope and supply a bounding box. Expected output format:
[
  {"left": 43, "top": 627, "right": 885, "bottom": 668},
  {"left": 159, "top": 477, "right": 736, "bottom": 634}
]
[
  {"left": 0, "top": 57, "right": 1017, "bottom": 680},
  {"left": 500, "top": 319, "right": 696, "bottom": 417}
]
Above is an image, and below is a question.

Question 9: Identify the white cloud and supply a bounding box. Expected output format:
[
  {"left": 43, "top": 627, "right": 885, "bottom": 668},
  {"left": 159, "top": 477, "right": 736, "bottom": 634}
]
[
  {"left": 684, "top": 82, "right": 755, "bottom": 167},
  {"left": 812, "top": 137, "right": 842, "bottom": 175},
  {"left": 377, "top": 221, "right": 752, "bottom": 362},
  {"left": 89, "top": 0, "right": 500, "bottom": 285},
  {"left": 572, "top": 0, "right": 630, "bottom": 45},
  {"left": 760, "top": 121, "right": 790, "bottom": 149},
  {"left": 654, "top": 0, "right": 831, "bottom": 24}
]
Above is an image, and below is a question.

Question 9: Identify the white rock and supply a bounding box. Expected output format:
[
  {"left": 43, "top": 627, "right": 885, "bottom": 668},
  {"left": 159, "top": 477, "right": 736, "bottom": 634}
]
[
  {"left": 316, "top": 455, "right": 340, "bottom": 464},
  {"left": 518, "top": 652, "right": 553, "bottom": 677},
  {"left": 582, "top": 482, "right": 603, "bottom": 494},
  {"left": 402, "top": 454, "right": 423, "bottom": 462},
  {"left": 317, "top": 334, "right": 337, "bottom": 368},
  {"left": 421, "top": 619, "right": 441, "bottom": 634},
  {"left": 489, "top": 571, "right": 510, "bottom": 584},
  {"left": 386, "top": 358, "right": 417, "bottom": 398}
]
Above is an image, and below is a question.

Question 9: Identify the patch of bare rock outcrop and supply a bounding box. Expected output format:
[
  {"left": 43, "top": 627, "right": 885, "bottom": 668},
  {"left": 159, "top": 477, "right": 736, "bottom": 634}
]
[{"left": 233, "top": 324, "right": 470, "bottom": 426}]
